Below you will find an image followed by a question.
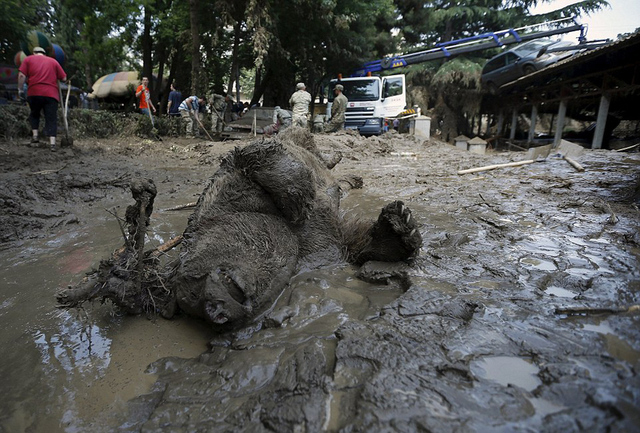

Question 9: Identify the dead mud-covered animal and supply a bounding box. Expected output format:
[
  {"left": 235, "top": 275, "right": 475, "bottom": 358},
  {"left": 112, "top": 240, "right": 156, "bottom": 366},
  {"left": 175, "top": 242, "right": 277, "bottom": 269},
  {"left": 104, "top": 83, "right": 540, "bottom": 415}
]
[{"left": 57, "top": 127, "right": 423, "bottom": 331}]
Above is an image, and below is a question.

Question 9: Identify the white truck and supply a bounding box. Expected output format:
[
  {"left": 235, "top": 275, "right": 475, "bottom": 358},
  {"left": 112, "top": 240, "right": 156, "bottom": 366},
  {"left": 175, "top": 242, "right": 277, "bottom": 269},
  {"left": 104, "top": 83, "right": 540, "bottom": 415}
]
[
  {"left": 326, "top": 74, "right": 406, "bottom": 136},
  {"left": 323, "top": 18, "right": 589, "bottom": 136}
]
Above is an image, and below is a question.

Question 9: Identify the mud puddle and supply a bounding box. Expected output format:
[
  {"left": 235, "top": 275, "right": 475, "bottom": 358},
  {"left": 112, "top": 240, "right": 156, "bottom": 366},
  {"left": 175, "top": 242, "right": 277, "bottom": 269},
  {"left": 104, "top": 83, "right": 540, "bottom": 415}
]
[
  {"left": 0, "top": 184, "right": 412, "bottom": 432},
  {"left": 0, "top": 187, "right": 210, "bottom": 432},
  {"left": 1, "top": 135, "right": 639, "bottom": 431}
]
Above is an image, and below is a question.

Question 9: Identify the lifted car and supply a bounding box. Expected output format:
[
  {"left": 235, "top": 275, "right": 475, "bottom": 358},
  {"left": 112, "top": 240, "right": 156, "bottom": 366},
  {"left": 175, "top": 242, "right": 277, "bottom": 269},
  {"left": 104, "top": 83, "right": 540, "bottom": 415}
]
[{"left": 481, "top": 38, "right": 576, "bottom": 93}]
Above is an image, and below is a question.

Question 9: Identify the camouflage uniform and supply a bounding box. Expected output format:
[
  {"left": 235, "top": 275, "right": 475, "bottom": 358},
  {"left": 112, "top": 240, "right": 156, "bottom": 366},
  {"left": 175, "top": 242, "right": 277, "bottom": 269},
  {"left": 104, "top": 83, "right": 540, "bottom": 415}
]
[
  {"left": 210, "top": 94, "right": 226, "bottom": 135},
  {"left": 289, "top": 89, "right": 312, "bottom": 128},
  {"left": 325, "top": 91, "right": 348, "bottom": 133}
]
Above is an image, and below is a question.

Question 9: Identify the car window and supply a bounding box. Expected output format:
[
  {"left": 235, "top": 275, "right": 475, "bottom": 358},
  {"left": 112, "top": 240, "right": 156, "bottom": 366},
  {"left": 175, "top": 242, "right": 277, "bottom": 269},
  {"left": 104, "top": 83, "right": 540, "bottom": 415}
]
[
  {"left": 384, "top": 77, "right": 403, "bottom": 98},
  {"left": 483, "top": 55, "right": 505, "bottom": 74},
  {"left": 513, "top": 40, "right": 551, "bottom": 54},
  {"left": 505, "top": 52, "right": 520, "bottom": 65}
]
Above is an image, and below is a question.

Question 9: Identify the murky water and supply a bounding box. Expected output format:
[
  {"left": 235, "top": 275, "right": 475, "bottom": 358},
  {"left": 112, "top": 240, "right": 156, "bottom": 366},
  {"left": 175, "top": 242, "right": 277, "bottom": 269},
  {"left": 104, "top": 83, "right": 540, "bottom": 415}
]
[
  {"left": 1, "top": 147, "right": 639, "bottom": 431},
  {"left": 0, "top": 185, "right": 411, "bottom": 432},
  {"left": 0, "top": 197, "right": 214, "bottom": 432}
]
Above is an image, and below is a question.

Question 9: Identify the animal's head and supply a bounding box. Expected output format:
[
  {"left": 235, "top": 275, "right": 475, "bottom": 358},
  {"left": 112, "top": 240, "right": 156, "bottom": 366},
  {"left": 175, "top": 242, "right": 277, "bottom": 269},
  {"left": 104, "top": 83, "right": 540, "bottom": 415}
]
[{"left": 174, "top": 213, "right": 298, "bottom": 331}]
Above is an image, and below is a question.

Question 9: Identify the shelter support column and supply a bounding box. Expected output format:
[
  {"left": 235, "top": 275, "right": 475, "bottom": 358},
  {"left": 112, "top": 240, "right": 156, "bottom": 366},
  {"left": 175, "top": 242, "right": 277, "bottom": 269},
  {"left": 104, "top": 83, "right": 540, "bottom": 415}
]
[
  {"left": 509, "top": 108, "right": 518, "bottom": 140},
  {"left": 496, "top": 110, "right": 504, "bottom": 137},
  {"left": 527, "top": 105, "right": 538, "bottom": 144},
  {"left": 553, "top": 99, "right": 568, "bottom": 148},
  {"left": 592, "top": 93, "right": 611, "bottom": 149}
]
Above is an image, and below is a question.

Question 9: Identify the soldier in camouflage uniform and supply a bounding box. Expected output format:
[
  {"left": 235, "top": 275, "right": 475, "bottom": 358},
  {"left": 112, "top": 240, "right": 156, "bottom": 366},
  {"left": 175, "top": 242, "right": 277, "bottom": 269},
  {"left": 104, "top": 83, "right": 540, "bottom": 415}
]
[
  {"left": 210, "top": 93, "right": 226, "bottom": 137},
  {"left": 288, "top": 82, "right": 312, "bottom": 128},
  {"left": 325, "top": 84, "right": 348, "bottom": 133}
]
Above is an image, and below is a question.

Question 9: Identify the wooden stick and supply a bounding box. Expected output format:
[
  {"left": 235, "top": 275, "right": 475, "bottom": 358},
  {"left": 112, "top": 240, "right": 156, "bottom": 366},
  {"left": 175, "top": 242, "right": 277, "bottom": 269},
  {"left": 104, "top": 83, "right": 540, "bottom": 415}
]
[
  {"left": 195, "top": 114, "right": 215, "bottom": 141},
  {"left": 563, "top": 156, "right": 584, "bottom": 172},
  {"left": 614, "top": 142, "right": 640, "bottom": 152},
  {"left": 162, "top": 202, "right": 197, "bottom": 211},
  {"left": 457, "top": 160, "right": 535, "bottom": 175},
  {"left": 30, "top": 164, "right": 68, "bottom": 175},
  {"left": 146, "top": 235, "right": 183, "bottom": 259},
  {"left": 555, "top": 305, "right": 639, "bottom": 315},
  {"left": 507, "top": 141, "right": 528, "bottom": 151}
]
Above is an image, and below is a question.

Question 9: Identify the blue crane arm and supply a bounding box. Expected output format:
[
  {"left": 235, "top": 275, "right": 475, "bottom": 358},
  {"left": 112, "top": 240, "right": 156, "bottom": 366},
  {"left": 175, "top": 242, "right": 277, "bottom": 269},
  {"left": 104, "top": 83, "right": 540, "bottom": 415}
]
[{"left": 352, "top": 18, "right": 586, "bottom": 77}]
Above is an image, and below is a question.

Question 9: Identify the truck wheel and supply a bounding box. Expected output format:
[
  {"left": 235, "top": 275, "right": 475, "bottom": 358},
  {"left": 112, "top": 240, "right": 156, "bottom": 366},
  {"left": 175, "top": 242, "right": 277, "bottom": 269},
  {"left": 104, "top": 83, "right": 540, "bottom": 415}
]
[{"left": 523, "top": 65, "right": 536, "bottom": 75}]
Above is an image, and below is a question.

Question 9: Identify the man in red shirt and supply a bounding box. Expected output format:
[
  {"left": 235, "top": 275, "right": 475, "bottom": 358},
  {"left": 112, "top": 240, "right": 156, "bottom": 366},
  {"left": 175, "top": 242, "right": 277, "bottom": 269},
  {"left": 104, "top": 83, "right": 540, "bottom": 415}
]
[
  {"left": 136, "top": 76, "right": 156, "bottom": 125},
  {"left": 18, "top": 46, "right": 67, "bottom": 151}
]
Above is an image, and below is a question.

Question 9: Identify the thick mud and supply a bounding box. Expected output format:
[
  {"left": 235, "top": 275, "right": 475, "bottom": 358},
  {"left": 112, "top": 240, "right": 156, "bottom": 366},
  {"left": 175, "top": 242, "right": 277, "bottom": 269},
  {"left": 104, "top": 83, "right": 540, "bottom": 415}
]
[{"left": 0, "top": 131, "right": 639, "bottom": 432}]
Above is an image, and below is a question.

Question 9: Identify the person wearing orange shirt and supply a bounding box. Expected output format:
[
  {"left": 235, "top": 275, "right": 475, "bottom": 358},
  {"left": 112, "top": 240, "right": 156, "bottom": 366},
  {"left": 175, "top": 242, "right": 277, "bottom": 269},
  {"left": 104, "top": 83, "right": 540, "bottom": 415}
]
[{"left": 136, "top": 76, "right": 156, "bottom": 124}]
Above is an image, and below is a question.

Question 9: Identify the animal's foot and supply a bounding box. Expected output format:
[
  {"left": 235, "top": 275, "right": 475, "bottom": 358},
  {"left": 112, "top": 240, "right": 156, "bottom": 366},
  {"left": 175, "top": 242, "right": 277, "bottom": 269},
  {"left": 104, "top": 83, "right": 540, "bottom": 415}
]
[{"left": 356, "top": 200, "right": 422, "bottom": 264}]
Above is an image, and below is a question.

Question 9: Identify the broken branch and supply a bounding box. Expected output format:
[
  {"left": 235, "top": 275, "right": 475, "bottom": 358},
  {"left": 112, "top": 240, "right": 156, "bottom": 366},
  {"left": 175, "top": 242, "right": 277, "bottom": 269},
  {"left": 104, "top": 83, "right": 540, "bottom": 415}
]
[
  {"left": 458, "top": 160, "right": 534, "bottom": 175},
  {"left": 563, "top": 156, "right": 584, "bottom": 172},
  {"left": 162, "top": 202, "right": 197, "bottom": 211},
  {"left": 555, "top": 305, "right": 639, "bottom": 315}
]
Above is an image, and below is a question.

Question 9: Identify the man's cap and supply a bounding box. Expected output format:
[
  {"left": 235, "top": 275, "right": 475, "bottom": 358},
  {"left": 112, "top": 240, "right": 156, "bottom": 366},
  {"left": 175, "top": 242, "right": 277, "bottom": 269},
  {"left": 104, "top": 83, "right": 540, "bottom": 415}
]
[
  {"left": 296, "top": 82, "right": 305, "bottom": 90},
  {"left": 275, "top": 105, "right": 280, "bottom": 110},
  {"left": 335, "top": 84, "right": 344, "bottom": 91},
  {"left": 33, "top": 47, "right": 46, "bottom": 54}
]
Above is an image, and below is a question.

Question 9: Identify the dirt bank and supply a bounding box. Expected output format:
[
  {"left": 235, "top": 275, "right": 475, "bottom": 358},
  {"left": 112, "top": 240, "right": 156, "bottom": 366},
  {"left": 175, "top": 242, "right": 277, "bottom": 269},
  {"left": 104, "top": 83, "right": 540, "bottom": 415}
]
[{"left": 1, "top": 132, "right": 639, "bottom": 432}]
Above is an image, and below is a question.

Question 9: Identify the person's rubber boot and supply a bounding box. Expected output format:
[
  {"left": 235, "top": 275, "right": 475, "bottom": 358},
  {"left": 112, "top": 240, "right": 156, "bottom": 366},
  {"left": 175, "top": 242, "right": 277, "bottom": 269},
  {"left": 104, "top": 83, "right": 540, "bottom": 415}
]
[{"left": 50, "top": 143, "right": 57, "bottom": 152}]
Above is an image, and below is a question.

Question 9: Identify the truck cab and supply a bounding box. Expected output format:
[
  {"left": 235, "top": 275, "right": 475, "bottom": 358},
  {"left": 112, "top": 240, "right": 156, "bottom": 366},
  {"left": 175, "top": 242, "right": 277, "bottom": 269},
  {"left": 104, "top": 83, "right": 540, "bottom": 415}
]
[{"left": 326, "top": 74, "right": 406, "bottom": 136}]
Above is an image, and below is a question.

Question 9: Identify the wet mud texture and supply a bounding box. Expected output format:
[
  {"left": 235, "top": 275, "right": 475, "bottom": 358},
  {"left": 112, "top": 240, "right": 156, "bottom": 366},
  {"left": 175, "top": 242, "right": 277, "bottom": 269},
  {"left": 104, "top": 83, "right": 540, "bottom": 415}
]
[{"left": 2, "top": 130, "right": 640, "bottom": 432}]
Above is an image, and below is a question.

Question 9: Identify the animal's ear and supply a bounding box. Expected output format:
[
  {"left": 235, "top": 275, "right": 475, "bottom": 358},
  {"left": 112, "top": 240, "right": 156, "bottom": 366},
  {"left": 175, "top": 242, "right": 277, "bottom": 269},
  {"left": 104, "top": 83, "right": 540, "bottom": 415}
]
[{"left": 239, "top": 141, "right": 316, "bottom": 224}]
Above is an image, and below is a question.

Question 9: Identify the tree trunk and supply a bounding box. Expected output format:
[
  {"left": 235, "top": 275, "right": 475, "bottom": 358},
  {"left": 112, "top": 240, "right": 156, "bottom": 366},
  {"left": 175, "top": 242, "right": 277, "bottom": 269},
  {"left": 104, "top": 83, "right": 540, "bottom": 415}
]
[
  {"left": 142, "top": 5, "right": 153, "bottom": 89},
  {"left": 78, "top": 22, "right": 92, "bottom": 91},
  {"left": 155, "top": 42, "right": 167, "bottom": 113},
  {"left": 250, "top": 68, "right": 263, "bottom": 106},
  {"left": 227, "top": 21, "right": 241, "bottom": 98},
  {"left": 189, "top": 0, "right": 201, "bottom": 95}
]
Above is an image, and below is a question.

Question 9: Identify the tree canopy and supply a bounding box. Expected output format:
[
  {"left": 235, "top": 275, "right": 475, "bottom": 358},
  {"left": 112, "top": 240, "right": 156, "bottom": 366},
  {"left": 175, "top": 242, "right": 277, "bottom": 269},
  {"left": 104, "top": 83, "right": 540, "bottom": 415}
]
[{"left": 2, "top": 0, "right": 609, "bottom": 124}]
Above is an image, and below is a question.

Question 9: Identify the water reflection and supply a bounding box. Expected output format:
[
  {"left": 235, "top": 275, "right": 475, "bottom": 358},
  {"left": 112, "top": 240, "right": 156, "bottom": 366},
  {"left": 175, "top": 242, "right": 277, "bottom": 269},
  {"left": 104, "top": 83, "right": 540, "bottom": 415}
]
[{"left": 0, "top": 199, "right": 207, "bottom": 432}]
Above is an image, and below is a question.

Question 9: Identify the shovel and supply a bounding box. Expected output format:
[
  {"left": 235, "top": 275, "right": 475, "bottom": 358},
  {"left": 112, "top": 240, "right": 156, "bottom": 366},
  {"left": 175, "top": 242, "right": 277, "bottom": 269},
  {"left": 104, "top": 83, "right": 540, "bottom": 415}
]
[
  {"left": 525, "top": 140, "right": 585, "bottom": 172},
  {"left": 144, "top": 89, "right": 162, "bottom": 141},
  {"left": 194, "top": 111, "right": 215, "bottom": 141},
  {"left": 58, "top": 81, "right": 73, "bottom": 147}
]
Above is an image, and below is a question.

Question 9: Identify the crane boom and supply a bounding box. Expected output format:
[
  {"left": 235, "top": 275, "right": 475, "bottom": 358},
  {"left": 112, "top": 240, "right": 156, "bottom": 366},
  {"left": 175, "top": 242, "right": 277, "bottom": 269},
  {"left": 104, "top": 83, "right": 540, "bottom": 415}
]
[{"left": 352, "top": 17, "right": 586, "bottom": 77}]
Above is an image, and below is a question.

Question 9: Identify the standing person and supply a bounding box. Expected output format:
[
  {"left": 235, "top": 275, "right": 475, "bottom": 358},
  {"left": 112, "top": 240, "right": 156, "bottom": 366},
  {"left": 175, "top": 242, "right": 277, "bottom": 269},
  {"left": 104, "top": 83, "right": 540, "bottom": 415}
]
[
  {"left": 136, "top": 77, "right": 156, "bottom": 124},
  {"left": 289, "top": 82, "right": 312, "bottom": 128},
  {"left": 210, "top": 93, "right": 226, "bottom": 137},
  {"left": 224, "top": 94, "right": 236, "bottom": 123},
  {"left": 17, "top": 46, "right": 67, "bottom": 151},
  {"left": 178, "top": 95, "right": 205, "bottom": 138},
  {"left": 166, "top": 83, "right": 182, "bottom": 116},
  {"left": 325, "top": 84, "right": 348, "bottom": 133}
]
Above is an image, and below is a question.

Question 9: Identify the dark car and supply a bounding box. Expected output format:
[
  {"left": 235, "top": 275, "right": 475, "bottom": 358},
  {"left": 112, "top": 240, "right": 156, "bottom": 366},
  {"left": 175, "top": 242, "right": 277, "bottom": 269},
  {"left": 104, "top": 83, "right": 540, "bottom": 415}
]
[{"left": 481, "top": 38, "right": 576, "bottom": 93}]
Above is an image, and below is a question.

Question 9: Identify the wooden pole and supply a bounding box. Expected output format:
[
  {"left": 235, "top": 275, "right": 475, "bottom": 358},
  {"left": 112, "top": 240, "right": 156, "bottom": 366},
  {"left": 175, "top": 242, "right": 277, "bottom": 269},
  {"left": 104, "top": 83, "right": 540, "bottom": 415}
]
[
  {"left": 592, "top": 93, "right": 611, "bottom": 149},
  {"left": 564, "top": 156, "right": 584, "bottom": 172},
  {"left": 458, "top": 160, "right": 535, "bottom": 175},
  {"left": 553, "top": 99, "right": 567, "bottom": 148}
]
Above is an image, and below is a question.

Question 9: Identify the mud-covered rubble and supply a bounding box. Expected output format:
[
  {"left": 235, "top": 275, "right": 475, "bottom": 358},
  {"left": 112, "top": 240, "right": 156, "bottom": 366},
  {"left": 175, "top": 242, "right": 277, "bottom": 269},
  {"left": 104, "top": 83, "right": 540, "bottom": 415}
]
[
  {"left": 1, "top": 130, "right": 639, "bottom": 432},
  {"left": 95, "top": 134, "right": 639, "bottom": 432}
]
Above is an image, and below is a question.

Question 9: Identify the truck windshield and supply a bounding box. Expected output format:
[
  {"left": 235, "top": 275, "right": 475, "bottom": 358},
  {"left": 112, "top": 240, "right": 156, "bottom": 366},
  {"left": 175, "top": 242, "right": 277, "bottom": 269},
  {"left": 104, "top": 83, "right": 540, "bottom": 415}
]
[{"left": 328, "top": 79, "right": 379, "bottom": 102}]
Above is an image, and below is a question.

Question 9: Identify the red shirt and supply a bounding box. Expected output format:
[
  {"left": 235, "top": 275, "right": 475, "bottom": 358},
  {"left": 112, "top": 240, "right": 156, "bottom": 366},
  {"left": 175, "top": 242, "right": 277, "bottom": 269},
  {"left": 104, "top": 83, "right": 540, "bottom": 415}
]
[
  {"left": 136, "top": 84, "right": 151, "bottom": 109},
  {"left": 19, "top": 55, "right": 66, "bottom": 101}
]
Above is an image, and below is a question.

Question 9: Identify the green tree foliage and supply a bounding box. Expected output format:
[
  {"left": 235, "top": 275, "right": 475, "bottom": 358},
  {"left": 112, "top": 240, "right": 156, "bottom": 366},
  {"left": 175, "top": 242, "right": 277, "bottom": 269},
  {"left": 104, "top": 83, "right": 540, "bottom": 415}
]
[
  {"left": 0, "top": 0, "right": 49, "bottom": 63},
  {"left": 5, "top": 0, "right": 610, "bottom": 134},
  {"left": 49, "top": 0, "right": 138, "bottom": 91}
]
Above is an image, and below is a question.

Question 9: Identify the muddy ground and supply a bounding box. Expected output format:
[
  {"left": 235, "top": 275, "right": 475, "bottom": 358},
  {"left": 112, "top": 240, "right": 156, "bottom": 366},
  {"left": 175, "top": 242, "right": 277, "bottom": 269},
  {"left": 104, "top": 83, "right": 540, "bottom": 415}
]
[{"left": 0, "top": 130, "right": 639, "bottom": 432}]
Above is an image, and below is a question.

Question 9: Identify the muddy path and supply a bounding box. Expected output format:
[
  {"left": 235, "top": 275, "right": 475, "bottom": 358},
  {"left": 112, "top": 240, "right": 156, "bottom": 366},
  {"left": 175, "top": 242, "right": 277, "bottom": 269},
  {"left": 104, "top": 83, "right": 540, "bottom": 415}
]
[{"left": 0, "top": 132, "right": 639, "bottom": 432}]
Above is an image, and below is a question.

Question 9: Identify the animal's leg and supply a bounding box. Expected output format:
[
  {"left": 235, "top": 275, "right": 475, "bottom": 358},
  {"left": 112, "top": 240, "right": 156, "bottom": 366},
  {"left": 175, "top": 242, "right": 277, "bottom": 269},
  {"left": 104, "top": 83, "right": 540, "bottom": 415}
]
[{"left": 354, "top": 201, "right": 422, "bottom": 264}]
